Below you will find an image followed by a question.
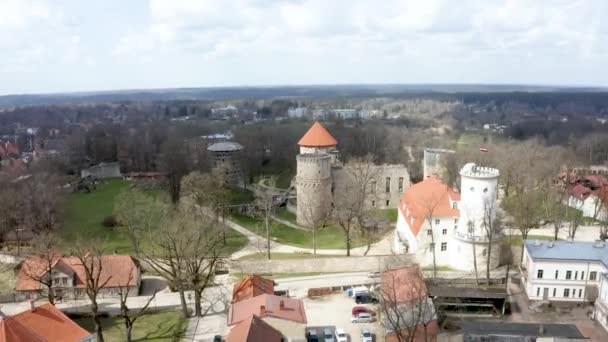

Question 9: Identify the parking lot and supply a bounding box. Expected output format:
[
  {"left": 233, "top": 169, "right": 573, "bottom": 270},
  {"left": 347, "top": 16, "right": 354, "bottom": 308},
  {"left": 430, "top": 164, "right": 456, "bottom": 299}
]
[{"left": 304, "top": 293, "right": 384, "bottom": 342}]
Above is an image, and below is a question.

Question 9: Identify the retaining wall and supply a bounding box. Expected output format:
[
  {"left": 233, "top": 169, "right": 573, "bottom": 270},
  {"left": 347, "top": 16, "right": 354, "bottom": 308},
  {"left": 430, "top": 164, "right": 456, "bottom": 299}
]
[{"left": 230, "top": 254, "right": 416, "bottom": 274}]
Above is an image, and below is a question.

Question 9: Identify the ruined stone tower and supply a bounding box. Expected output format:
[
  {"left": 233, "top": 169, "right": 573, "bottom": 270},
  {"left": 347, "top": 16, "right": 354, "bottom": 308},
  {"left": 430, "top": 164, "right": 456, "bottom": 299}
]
[{"left": 296, "top": 122, "right": 337, "bottom": 226}]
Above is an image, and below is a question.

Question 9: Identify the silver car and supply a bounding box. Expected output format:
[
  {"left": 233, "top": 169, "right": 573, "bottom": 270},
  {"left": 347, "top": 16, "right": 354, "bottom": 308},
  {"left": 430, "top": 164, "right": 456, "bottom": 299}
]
[
  {"left": 351, "top": 312, "right": 374, "bottom": 323},
  {"left": 361, "top": 328, "right": 373, "bottom": 342},
  {"left": 323, "top": 328, "right": 335, "bottom": 342}
]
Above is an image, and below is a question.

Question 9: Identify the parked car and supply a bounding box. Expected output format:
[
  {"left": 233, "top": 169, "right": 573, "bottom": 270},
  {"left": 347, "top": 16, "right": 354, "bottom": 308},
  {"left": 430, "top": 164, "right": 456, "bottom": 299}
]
[
  {"left": 213, "top": 335, "right": 223, "bottom": 342},
  {"left": 323, "top": 328, "right": 335, "bottom": 342},
  {"left": 335, "top": 328, "right": 348, "bottom": 342},
  {"left": 361, "top": 328, "right": 373, "bottom": 342},
  {"left": 306, "top": 329, "right": 319, "bottom": 342},
  {"left": 355, "top": 293, "right": 378, "bottom": 304},
  {"left": 351, "top": 312, "right": 374, "bottom": 323},
  {"left": 368, "top": 271, "right": 381, "bottom": 278},
  {"left": 352, "top": 306, "right": 376, "bottom": 316}
]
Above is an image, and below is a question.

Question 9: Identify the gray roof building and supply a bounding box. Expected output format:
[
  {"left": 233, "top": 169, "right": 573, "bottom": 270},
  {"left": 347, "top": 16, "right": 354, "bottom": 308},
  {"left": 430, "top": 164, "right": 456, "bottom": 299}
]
[{"left": 524, "top": 240, "right": 608, "bottom": 267}]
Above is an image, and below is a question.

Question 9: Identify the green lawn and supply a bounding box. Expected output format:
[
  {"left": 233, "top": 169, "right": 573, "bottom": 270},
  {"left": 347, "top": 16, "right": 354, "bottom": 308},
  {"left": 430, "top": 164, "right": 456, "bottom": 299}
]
[
  {"left": 61, "top": 179, "right": 134, "bottom": 253},
  {"left": 73, "top": 310, "right": 186, "bottom": 342},
  {"left": 227, "top": 188, "right": 254, "bottom": 205},
  {"left": 237, "top": 252, "right": 346, "bottom": 260},
  {"left": 382, "top": 208, "right": 398, "bottom": 223},
  {"left": 61, "top": 179, "right": 248, "bottom": 255},
  {"left": 230, "top": 213, "right": 366, "bottom": 249},
  {"left": 508, "top": 234, "right": 559, "bottom": 246},
  {"left": 275, "top": 208, "right": 297, "bottom": 223}
]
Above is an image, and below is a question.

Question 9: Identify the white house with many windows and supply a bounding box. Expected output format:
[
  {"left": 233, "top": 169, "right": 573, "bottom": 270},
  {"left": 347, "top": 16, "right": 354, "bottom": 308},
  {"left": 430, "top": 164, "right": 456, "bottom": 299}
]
[
  {"left": 596, "top": 273, "right": 608, "bottom": 333},
  {"left": 522, "top": 240, "right": 606, "bottom": 303},
  {"left": 394, "top": 163, "right": 503, "bottom": 271}
]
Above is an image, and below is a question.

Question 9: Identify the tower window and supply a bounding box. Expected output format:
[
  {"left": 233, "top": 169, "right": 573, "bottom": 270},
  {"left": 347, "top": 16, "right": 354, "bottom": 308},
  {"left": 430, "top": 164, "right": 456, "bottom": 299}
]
[
  {"left": 371, "top": 180, "right": 377, "bottom": 193},
  {"left": 483, "top": 188, "right": 488, "bottom": 193},
  {"left": 386, "top": 200, "right": 390, "bottom": 206},
  {"left": 470, "top": 187, "right": 474, "bottom": 192},
  {"left": 398, "top": 177, "right": 404, "bottom": 192},
  {"left": 440, "top": 242, "right": 447, "bottom": 251},
  {"left": 442, "top": 229, "right": 447, "bottom": 235},
  {"left": 385, "top": 177, "right": 391, "bottom": 193},
  {"left": 372, "top": 200, "right": 375, "bottom": 207}
]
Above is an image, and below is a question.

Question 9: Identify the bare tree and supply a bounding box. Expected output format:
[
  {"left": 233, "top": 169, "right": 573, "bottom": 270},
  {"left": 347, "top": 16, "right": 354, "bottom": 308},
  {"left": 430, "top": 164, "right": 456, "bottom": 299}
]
[
  {"left": 333, "top": 160, "right": 376, "bottom": 256},
  {"left": 416, "top": 189, "right": 447, "bottom": 278},
  {"left": 566, "top": 208, "right": 584, "bottom": 240},
  {"left": 378, "top": 267, "right": 437, "bottom": 342},
  {"left": 254, "top": 179, "right": 276, "bottom": 260},
  {"left": 114, "top": 191, "right": 167, "bottom": 255},
  {"left": 73, "top": 246, "right": 112, "bottom": 342},
  {"left": 468, "top": 221, "right": 480, "bottom": 286},
  {"left": 118, "top": 269, "right": 158, "bottom": 342},
  {"left": 482, "top": 200, "right": 501, "bottom": 285},
  {"left": 160, "top": 132, "right": 190, "bottom": 204},
  {"left": 299, "top": 195, "right": 332, "bottom": 257},
  {"left": 502, "top": 190, "right": 545, "bottom": 262},
  {"left": 21, "top": 232, "right": 61, "bottom": 305}
]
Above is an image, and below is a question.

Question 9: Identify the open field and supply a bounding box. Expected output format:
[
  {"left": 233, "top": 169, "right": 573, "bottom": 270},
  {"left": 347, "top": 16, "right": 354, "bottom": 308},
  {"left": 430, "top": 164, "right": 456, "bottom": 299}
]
[
  {"left": 230, "top": 213, "right": 369, "bottom": 249},
  {"left": 73, "top": 310, "right": 186, "bottom": 342},
  {"left": 61, "top": 179, "right": 247, "bottom": 255}
]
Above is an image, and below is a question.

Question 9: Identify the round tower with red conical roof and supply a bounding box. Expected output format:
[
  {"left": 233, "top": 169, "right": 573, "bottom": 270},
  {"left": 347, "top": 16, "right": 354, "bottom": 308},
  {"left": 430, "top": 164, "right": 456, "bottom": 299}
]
[{"left": 296, "top": 122, "right": 337, "bottom": 226}]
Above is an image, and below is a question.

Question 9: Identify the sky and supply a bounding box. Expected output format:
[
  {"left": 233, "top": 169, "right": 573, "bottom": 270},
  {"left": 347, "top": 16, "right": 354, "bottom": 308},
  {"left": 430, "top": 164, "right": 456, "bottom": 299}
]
[{"left": 0, "top": 0, "right": 607, "bottom": 95}]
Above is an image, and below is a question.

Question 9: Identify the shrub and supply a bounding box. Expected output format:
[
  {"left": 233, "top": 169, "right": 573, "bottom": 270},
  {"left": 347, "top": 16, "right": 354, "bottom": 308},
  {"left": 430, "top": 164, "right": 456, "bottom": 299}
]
[{"left": 101, "top": 215, "right": 117, "bottom": 228}]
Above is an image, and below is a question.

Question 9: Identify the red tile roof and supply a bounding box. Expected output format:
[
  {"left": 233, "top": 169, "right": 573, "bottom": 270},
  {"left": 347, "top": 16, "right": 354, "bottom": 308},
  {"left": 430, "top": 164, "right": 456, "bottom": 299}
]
[
  {"left": 570, "top": 183, "right": 593, "bottom": 201},
  {"left": 228, "top": 294, "right": 307, "bottom": 326},
  {"left": 17, "top": 254, "right": 139, "bottom": 291},
  {"left": 232, "top": 274, "right": 275, "bottom": 303},
  {"left": 0, "top": 303, "right": 92, "bottom": 342},
  {"left": 381, "top": 265, "right": 428, "bottom": 303},
  {"left": 399, "top": 176, "right": 459, "bottom": 236},
  {"left": 298, "top": 122, "right": 338, "bottom": 147},
  {"left": 225, "top": 314, "right": 284, "bottom": 342}
]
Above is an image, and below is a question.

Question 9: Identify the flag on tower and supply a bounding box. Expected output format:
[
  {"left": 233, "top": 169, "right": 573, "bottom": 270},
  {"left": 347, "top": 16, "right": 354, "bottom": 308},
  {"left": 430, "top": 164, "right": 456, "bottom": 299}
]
[{"left": 479, "top": 147, "right": 489, "bottom": 152}]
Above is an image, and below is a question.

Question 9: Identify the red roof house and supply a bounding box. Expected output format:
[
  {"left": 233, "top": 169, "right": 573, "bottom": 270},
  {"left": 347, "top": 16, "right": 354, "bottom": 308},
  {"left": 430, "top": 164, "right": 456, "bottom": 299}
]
[
  {"left": 232, "top": 274, "right": 275, "bottom": 303},
  {"left": 399, "top": 176, "right": 460, "bottom": 237},
  {"left": 298, "top": 122, "right": 337, "bottom": 147},
  {"left": 16, "top": 254, "right": 140, "bottom": 300},
  {"left": 0, "top": 303, "right": 93, "bottom": 342},
  {"left": 225, "top": 314, "right": 284, "bottom": 342}
]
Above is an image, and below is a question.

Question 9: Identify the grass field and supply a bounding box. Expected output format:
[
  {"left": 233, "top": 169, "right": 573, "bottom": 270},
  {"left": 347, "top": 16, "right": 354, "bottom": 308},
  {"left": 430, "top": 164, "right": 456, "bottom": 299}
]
[
  {"left": 61, "top": 179, "right": 248, "bottom": 255},
  {"left": 61, "top": 179, "right": 134, "bottom": 253},
  {"left": 237, "top": 252, "right": 346, "bottom": 260},
  {"left": 73, "top": 310, "right": 186, "bottom": 342},
  {"left": 508, "top": 234, "right": 558, "bottom": 246},
  {"left": 230, "top": 213, "right": 366, "bottom": 249},
  {"left": 382, "top": 208, "right": 398, "bottom": 223},
  {"left": 275, "top": 208, "right": 297, "bottom": 223}
]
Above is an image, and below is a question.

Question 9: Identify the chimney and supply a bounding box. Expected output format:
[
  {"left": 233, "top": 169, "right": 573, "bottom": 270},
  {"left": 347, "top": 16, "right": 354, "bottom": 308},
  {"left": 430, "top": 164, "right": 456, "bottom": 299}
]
[
  {"left": 28, "top": 300, "right": 35, "bottom": 310},
  {"left": 260, "top": 305, "right": 266, "bottom": 314},
  {"left": 280, "top": 300, "right": 285, "bottom": 310}
]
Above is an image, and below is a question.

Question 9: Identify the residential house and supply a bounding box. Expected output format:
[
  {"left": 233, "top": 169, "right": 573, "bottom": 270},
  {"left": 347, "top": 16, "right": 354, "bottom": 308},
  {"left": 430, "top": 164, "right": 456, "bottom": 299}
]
[
  {"left": 521, "top": 240, "right": 607, "bottom": 302},
  {"left": 16, "top": 254, "right": 140, "bottom": 301},
  {"left": 595, "top": 273, "right": 608, "bottom": 333},
  {"left": 0, "top": 302, "right": 93, "bottom": 342},
  {"left": 228, "top": 294, "right": 307, "bottom": 342},
  {"left": 382, "top": 265, "right": 438, "bottom": 342},
  {"left": 225, "top": 314, "right": 285, "bottom": 342},
  {"left": 567, "top": 175, "right": 608, "bottom": 221},
  {"left": 232, "top": 274, "right": 275, "bottom": 303}
]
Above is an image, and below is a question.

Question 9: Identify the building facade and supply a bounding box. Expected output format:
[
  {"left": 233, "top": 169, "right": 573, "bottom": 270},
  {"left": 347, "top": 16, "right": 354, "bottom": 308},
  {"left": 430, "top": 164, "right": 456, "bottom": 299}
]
[
  {"left": 522, "top": 240, "right": 606, "bottom": 303},
  {"left": 423, "top": 148, "right": 454, "bottom": 179},
  {"left": 394, "top": 163, "right": 502, "bottom": 272}
]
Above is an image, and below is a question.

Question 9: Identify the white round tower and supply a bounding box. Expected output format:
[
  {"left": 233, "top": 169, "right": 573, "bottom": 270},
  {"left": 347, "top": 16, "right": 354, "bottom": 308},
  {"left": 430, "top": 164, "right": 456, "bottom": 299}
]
[
  {"left": 449, "top": 163, "right": 502, "bottom": 271},
  {"left": 296, "top": 153, "right": 332, "bottom": 226}
]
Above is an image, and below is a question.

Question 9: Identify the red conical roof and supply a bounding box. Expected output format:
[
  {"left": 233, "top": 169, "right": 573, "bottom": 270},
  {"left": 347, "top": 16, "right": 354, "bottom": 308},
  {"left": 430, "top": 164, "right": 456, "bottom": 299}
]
[{"left": 298, "top": 122, "right": 337, "bottom": 147}]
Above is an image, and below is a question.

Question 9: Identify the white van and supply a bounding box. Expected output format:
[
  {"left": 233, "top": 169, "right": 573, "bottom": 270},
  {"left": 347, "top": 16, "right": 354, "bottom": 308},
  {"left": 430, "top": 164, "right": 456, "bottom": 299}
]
[{"left": 351, "top": 313, "right": 374, "bottom": 323}]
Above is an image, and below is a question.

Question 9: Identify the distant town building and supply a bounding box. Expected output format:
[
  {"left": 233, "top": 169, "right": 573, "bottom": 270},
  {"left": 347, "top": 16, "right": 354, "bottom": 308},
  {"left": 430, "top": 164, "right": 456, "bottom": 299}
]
[
  {"left": 211, "top": 105, "right": 238, "bottom": 119},
  {"left": 287, "top": 107, "right": 309, "bottom": 118},
  {"left": 80, "top": 162, "right": 121, "bottom": 179},
  {"left": 395, "top": 163, "right": 502, "bottom": 271},
  {"left": 330, "top": 109, "right": 358, "bottom": 119},
  {"left": 207, "top": 141, "right": 245, "bottom": 188}
]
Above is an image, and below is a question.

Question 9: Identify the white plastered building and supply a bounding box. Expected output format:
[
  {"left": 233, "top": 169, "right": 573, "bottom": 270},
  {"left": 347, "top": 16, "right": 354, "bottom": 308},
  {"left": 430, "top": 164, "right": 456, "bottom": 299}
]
[{"left": 394, "top": 163, "right": 502, "bottom": 271}]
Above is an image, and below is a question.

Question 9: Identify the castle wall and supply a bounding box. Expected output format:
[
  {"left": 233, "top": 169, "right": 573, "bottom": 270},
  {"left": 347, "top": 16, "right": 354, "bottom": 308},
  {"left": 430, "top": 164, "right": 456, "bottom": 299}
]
[
  {"left": 332, "top": 163, "right": 411, "bottom": 210},
  {"left": 423, "top": 148, "right": 454, "bottom": 179},
  {"left": 81, "top": 162, "right": 121, "bottom": 179},
  {"left": 296, "top": 154, "right": 332, "bottom": 226}
]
